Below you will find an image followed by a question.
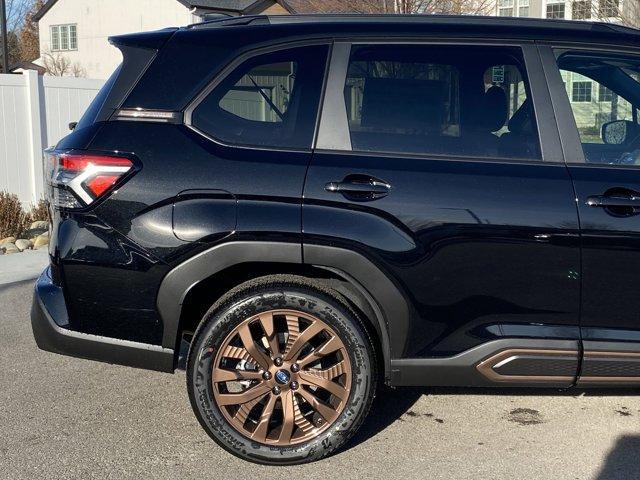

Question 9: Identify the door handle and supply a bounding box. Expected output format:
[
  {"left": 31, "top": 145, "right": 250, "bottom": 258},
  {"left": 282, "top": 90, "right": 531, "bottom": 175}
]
[
  {"left": 325, "top": 179, "right": 391, "bottom": 198},
  {"left": 586, "top": 195, "right": 640, "bottom": 208}
]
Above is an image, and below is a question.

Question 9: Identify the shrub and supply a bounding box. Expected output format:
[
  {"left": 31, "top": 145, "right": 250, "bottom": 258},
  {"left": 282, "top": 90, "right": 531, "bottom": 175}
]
[
  {"left": 27, "top": 199, "right": 50, "bottom": 224},
  {"left": 0, "top": 192, "right": 30, "bottom": 239}
]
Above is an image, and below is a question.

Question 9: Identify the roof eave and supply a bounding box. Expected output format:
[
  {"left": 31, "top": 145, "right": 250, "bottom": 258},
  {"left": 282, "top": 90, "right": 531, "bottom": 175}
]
[{"left": 33, "top": 0, "right": 59, "bottom": 22}]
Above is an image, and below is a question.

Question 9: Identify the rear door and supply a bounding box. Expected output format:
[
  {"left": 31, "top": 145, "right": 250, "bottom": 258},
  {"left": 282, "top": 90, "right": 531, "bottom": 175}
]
[
  {"left": 542, "top": 45, "right": 640, "bottom": 386},
  {"left": 303, "top": 41, "right": 582, "bottom": 386}
]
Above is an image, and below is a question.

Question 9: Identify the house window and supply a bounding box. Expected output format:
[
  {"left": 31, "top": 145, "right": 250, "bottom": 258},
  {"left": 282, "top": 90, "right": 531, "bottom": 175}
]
[
  {"left": 498, "top": 0, "right": 514, "bottom": 16},
  {"left": 599, "top": 0, "right": 619, "bottom": 17},
  {"left": 51, "top": 26, "right": 60, "bottom": 51},
  {"left": 599, "top": 85, "right": 615, "bottom": 102},
  {"left": 51, "top": 24, "right": 78, "bottom": 51},
  {"left": 69, "top": 25, "right": 77, "bottom": 50},
  {"left": 572, "top": 75, "right": 593, "bottom": 102},
  {"left": 518, "top": 0, "right": 530, "bottom": 16},
  {"left": 546, "top": 2, "right": 566, "bottom": 18},
  {"left": 572, "top": 0, "right": 591, "bottom": 19}
]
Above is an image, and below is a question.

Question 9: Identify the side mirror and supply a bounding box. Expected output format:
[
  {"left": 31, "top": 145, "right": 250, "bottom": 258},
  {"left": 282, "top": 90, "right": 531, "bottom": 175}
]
[
  {"left": 69, "top": 122, "right": 78, "bottom": 131},
  {"left": 602, "top": 120, "right": 634, "bottom": 145}
]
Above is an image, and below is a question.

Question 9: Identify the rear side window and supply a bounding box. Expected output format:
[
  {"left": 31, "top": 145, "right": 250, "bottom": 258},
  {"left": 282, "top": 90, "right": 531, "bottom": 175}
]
[
  {"left": 342, "top": 45, "right": 541, "bottom": 160},
  {"left": 75, "top": 64, "right": 121, "bottom": 129},
  {"left": 190, "top": 45, "right": 329, "bottom": 149}
]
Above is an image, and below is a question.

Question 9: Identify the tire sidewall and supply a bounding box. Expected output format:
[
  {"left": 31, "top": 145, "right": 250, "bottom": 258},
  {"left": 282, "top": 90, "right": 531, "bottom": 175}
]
[{"left": 187, "top": 286, "right": 374, "bottom": 465}]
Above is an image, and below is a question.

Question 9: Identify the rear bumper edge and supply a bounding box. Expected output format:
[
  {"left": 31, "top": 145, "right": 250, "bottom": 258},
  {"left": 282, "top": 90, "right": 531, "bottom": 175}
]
[{"left": 31, "top": 267, "right": 174, "bottom": 373}]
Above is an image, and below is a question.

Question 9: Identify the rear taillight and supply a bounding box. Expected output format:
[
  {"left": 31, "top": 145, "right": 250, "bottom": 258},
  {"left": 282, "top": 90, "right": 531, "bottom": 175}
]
[{"left": 45, "top": 150, "right": 135, "bottom": 209}]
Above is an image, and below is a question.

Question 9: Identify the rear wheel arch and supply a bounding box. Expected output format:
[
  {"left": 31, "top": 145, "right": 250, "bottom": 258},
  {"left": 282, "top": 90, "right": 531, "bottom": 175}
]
[
  {"left": 156, "top": 241, "right": 409, "bottom": 381},
  {"left": 173, "top": 266, "right": 387, "bottom": 381}
]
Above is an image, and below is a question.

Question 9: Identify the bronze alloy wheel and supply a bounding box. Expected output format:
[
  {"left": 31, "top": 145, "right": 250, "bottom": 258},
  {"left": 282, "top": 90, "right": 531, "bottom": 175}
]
[{"left": 211, "top": 309, "right": 352, "bottom": 446}]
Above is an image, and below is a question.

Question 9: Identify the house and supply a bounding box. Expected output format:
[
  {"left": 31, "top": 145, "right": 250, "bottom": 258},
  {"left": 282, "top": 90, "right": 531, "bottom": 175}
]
[
  {"left": 492, "top": 0, "right": 639, "bottom": 134},
  {"left": 33, "top": 0, "right": 301, "bottom": 79},
  {"left": 493, "top": 0, "right": 636, "bottom": 22}
]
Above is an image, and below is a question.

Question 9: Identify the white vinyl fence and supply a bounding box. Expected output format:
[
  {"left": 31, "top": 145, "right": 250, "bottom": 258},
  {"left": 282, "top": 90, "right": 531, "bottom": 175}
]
[{"left": 0, "top": 71, "right": 104, "bottom": 205}]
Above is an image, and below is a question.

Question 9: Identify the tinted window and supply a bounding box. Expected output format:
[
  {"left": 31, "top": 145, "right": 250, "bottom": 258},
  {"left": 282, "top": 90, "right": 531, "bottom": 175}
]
[
  {"left": 191, "top": 45, "right": 328, "bottom": 149},
  {"left": 219, "top": 61, "right": 295, "bottom": 122},
  {"left": 343, "top": 45, "right": 541, "bottom": 159},
  {"left": 483, "top": 64, "right": 528, "bottom": 134},
  {"left": 75, "top": 64, "right": 120, "bottom": 129},
  {"left": 558, "top": 52, "right": 640, "bottom": 165}
]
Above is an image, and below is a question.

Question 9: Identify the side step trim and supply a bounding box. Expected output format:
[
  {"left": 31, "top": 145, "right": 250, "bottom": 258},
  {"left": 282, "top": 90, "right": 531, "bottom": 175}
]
[
  {"left": 390, "top": 338, "right": 580, "bottom": 387},
  {"left": 476, "top": 348, "right": 578, "bottom": 383},
  {"left": 577, "top": 341, "right": 640, "bottom": 386}
]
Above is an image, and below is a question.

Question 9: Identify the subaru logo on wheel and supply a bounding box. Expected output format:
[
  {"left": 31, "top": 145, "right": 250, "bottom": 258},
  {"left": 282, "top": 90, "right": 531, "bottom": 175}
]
[{"left": 275, "top": 370, "right": 291, "bottom": 385}]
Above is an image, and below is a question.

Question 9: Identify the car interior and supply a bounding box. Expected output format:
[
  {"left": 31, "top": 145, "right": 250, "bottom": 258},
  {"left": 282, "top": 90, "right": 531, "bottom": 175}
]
[
  {"left": 558, "top": 52, "right": 640, "bottom": 165},
  {"left": 344, "top": 46, "right": 541, "bottom": 160}
]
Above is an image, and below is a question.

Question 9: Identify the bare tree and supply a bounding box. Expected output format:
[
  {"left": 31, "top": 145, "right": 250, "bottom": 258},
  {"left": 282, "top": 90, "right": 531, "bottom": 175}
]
[
  {"left": 70, "top": 61, "right": 86, "bottom": 77},
  {"left": 18, "top": 0, "right": 42, "bottom": 62},
  {"left": 569, "top": 0, "right": 640, "bottom": 27},
  {"left": 42, "top": 50, "right": 70, "bottom": 76},
  {"left": 5, "top": 0, "right": 30, "bottom": 31},
  {"left": 1, "top": 0, "right": 35, "bottom": 67},
  {"left": 289, "top": 0, "right": 493, "bottom": 15},
  {"left": 42, "top": 50, "right": 85, "bottom": 77},
  {"left": 421, "top": 0, "right": 495, "bottom": 15}
]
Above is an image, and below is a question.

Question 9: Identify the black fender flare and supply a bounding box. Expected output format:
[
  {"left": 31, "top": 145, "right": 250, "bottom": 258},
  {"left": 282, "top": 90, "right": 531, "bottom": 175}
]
[{"left": 156, "top": 241, "right": 410, "bottom": 378}]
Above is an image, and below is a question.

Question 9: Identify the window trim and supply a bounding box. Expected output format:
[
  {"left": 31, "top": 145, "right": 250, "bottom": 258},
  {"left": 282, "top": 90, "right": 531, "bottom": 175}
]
[
  {"left": 316, "top": 40, "right": 562, "bottom": 164},
  {"left": 316, "top": 42, "right": 352, "bottom": 151},
  {"left": 183, "top": 40, "right": 332, "bottom": 153},
  {"left": 50, "top": 23, "right": 78, "bottom": 52},
  {"left": 545, "top": 45, "right": 640, "bottom": 166}
]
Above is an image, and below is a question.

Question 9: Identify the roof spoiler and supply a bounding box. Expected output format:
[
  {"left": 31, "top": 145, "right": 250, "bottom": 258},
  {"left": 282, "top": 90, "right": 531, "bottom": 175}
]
[
  {"left": 83, "top": 28, "right": 178, "bottom": 125},
  {"left": 109, "top": 28, "right": 178, "bottom": 50}
]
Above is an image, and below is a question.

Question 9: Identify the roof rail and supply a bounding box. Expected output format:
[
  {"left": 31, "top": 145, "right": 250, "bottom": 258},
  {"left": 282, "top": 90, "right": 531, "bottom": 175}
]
[
  {"left": 185, "top": 13, "right": 640, "bottom": 38},
  {"left": 188, "top": 14, "right": 270, "bottom": 29}
]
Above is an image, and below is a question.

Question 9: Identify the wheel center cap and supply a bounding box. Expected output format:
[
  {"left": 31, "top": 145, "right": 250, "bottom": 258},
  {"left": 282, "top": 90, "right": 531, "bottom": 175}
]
[{"left": 275, "top": 369, "right": 291, "bottom": 385}]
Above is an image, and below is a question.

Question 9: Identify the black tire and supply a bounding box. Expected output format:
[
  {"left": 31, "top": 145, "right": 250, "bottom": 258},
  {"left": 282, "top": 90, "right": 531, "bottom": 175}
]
[{"left": 186, "top": 275, "right": 377, "bottom": 465}]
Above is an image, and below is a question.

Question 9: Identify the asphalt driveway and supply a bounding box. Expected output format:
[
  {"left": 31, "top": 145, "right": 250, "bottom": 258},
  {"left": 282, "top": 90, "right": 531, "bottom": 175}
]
[
  {"left": 0, "top": 250, "right": 49, "bottom": 286},
  {"left": 1, "top": 280, "right": 639, "bottom": 480}
]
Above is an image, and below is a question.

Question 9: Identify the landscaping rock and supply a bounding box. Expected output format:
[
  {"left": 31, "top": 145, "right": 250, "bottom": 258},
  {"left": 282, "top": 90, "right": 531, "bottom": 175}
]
[
  {"left": 22, "top": 227, "right": 48, "bottom": 240},
  {"left": 1, "top": 242, "right": 20, "bottom": 254},
  {"left": 15, "top": 239, "right": 33, "bottom": 251},
  {"left": 30, "top": 220, "right": 49, "bottom": 230},
  {"left": 0, "top": 236, "right": 16, "bottom": 245},
  {"left": 33, "top": 233, "right": 49, "bottom": 250}
]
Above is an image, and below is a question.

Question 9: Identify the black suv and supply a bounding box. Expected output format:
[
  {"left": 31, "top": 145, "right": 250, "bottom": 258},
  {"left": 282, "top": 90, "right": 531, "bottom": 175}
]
[{"left": 31, "top": 14, "right": 640, "bottom": 464}]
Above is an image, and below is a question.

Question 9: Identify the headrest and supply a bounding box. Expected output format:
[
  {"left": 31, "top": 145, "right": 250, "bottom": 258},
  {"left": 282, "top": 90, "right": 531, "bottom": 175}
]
[
  {"left": 482, "top": 86, "right": 508, "bottom": 133},
  {"left": 361, "top": 77, "right": 446, "bottom": 132}
]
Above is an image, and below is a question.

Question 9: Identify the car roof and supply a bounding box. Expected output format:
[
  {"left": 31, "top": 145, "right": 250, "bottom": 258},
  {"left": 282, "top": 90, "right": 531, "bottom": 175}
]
[{"left": 187, "top": 14, "right": 640, "bottom": 46}]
